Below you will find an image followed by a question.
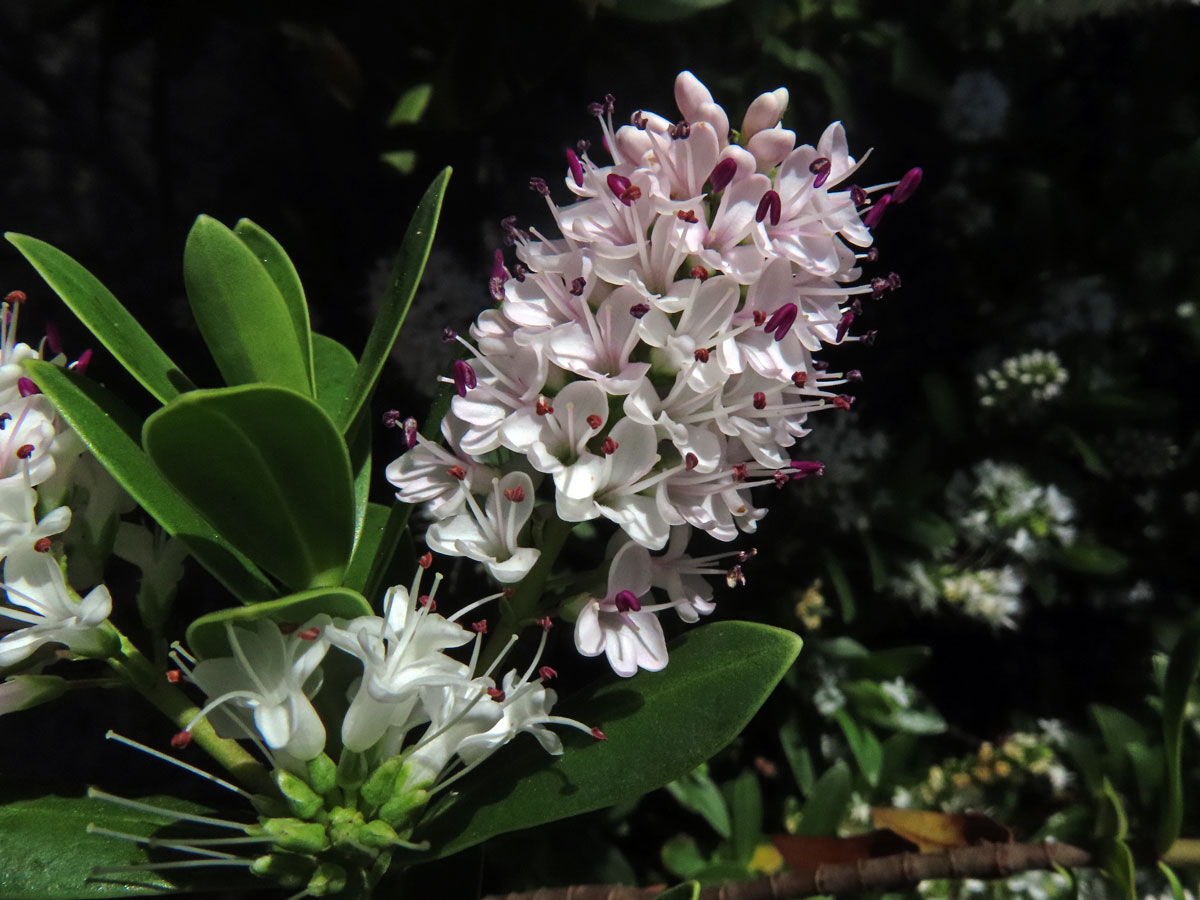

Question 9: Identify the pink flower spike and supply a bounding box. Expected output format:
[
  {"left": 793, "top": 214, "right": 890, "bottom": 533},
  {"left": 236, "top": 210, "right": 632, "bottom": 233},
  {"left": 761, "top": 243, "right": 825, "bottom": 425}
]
[
  {"left": 863, "top": 193, "right": 893, "bottom": 228},
  {"left": 709, "top": 157, "right": 737, "bottom": 193},
  {"left": 893, "top": 167, "right": 923, "bottom": 204},
  {"left": 17, "top": 377, "right": 39, "bottom": 397},
  {"left": 452, "top": 360, "right": 477, "bottom": 397},
  {"left": 566, "top": 148, "right": 584, "bottom": 187}
]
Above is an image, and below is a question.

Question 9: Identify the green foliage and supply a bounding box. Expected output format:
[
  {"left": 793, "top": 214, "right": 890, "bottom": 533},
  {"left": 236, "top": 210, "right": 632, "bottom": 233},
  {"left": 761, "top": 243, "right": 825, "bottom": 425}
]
[
  {"left": 1159, "top": 614, "right": 1200, "bottom": 854},
  {"left": 793, "top": 761, "right": 851, "bottom": 836},
  {"left": 666, "top": 766, "right": 732, "bottom": 839},
  {"left": 653, "top": 882, "right": 700, "bottom": 900}
]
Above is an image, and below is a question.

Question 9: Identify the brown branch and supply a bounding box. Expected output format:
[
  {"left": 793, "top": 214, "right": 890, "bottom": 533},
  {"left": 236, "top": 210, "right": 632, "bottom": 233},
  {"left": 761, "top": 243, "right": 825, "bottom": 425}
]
[{"left": 480, "top": 841, "right": 1092, "bottom": 900}]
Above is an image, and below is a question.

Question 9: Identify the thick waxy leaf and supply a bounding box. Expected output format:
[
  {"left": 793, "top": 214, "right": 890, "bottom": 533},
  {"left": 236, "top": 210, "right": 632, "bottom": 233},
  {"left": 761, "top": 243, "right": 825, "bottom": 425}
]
[
  {"left": 415, "top": 622, "right": 802, "bottom": 858},
  {"left": 834, "top": 710, "right": 882, "bottom": 786},
  {"left": 232, "top": 219, "right": 315, "bottom": 393},
  {"left": 25, "top": 361, "right": 275, "bottom": 603},
  {"left": 336, "top": 167, "right": 450, "bottom": 432},
  {"left": 143, "top": 385, "right": 355, "bottom": 591},
  {"left": 0, "top": 790, "right": 258, "bottom": 898},
  {"left": 182, "top": 215, "right": 310, "bottom": 393},
  {"left": 6, "top": 233, "right": 194, "bottom": 403},
  {"left": 1159, "top": 613, "right": 1200, "bottom": 854},
  {"left": 186, "top": 587, "right": 373, "bottom": 659},
  {"left": 666, "top": 766, "right": 731, "bottom": 839},
  {"left": 793, "top": 762, "right": 851, "bottom": 837},
  {"left": 311, "top": 334, "right": 372, "bottom": 548}
]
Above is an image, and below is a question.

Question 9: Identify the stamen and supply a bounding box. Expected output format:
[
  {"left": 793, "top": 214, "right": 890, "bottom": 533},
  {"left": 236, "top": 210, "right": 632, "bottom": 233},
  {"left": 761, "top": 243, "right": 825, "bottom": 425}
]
[
  {"left": 105, "top": 731, "right": 254, "bottom": 799},
  {"left": 601, "top": 436, "right": 619, "bottom": 455},
  {"left": 629, "top": 303, "right": 650, "bottom": 318},
  {"left": 17, "top": 378, "right": 39, "bottom": 397},
  {"left": 763, "top": 303, "right": 797, "bottom": 342},
  {"left": 709, "top": 158, "right": 737, "bottom": 193},
  {"left": 809, "top": 157, "right": 832, "bottom": 188},
  {"left": 893, "top": 167, "right": 923, "bottom": 203},
  {"left": 836, "top": 310, "right": 854, "bottom": 343},
  {"left": 569, "top": 277, "right": 586, "bottom": 296},
  {"left": 586, "top": 414, "right": 603, "bottom": 429},
  {"left": 565, "top": 149, "right": 584, "bottom": 187},
  {"left": 403, "top": 417, "right": 419, "bottom": 449},
  {"left": 755, "top": 190, "right": 782, "bottom": 226},
  {"left": 452, "top": 360, "right": 477, "bottom": 397},
  {"left": 503, "top": 485, "right": 526, "bottom": 502},
  {"left": 528, "top": 176, "right": 550, "bottom": 197},
  {"left": 614, "top": 590, "right": 641, "bottom": 613},
  {"left": 677, "top": 210, "right": 699, "bottom": 224},
  {"left": 535, "top": 395, "right": 554, "bottom": 416},
  {"left": 87, "top": 788, "right": 250, "bottom": 832},
  {"left": 419, "top": 552, "right": 433, "bottom": 569},
  {"left": 863, "top": 193, "right": 892, "bottom": 228}
]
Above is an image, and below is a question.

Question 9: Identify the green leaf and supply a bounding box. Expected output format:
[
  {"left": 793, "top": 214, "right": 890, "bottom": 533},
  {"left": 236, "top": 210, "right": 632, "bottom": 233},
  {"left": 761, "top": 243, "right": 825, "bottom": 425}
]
[
  {"left": 821, "top": 550, "right": 855, "bottom": 623},
  {"left": 654, "top": 882, "right": 700, "bottom": 900},
  {"left": 1127, "top": 743, "right": 1164, "bottom": 810},
  {"left": 1159, "top": 862, "right": 1187, "bottom": 900},
  {"left": 6, "top": 233, "right": 194, "bottom": 403},
  {"left": 1051, "top": 541, "right": 1129, "bottom": 576},
  {"left": 186, "top": 587, "right": 373, "bottom": 658},
  {"left": 1159, "top": 613, "right": 1200, "bottom": 854},
  {"left": 794, "top": 761, "right": 851, "bottom": 836},
  {"left": 386, "top": 83, "right": 433, "bottom": 126},
  {"left": 336, "top": 167, "right": 450, "bottom": 432},
  {"left": 779, "top": 719, "right": 815, "bottom": 795},
  {"left": 0, "top": 789, "right": 257, "bottom": 898},
  {"left": 232, "top": 219, "right": 315, "bottom": 393},
  {"left": 834, "top": 710, "right": 882, "bottom": 786},
  {"left": 182, "top": 215, "right": 310, "bottom": 392},
  {"left": 1099, "top": 839, "right": 1136, "bottom": 900},
  {"left": 25, "top": 361, "right": 275, "bottom": 603},
  {"left": 1089, "top": 704, "right": 1147, "bottom": 778},
  {"left": 661, "top": 835, "right": 708, "bottom": 880},
  {"left": 723, "top": 771, "right": 762, "bottom": 866},
  {"left": 311, "top": 333, "right": 358, "bottom": 423},
  {"left": 665, "top": 767, "right": 731, "bottom": 839},
  {"left": 143, "top": 385, "right": 355, "bottom": 591},
  {"left": 415, "top": 622, "right": 802, "bottom": 858}
]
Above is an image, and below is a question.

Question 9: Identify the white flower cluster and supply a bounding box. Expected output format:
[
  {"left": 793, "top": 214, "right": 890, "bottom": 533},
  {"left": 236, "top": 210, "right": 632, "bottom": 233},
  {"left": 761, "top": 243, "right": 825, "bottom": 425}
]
[
  {"left": 950, "top": 460, "right": 1075, "bottom": 559},
  {"left": 388, "top": 72, "right": 917, "bottom": 675},
  {"left": 895, "top": 560, "right": 1024, "bottom": 630},
  {"left": 977, "top": 349, "right": 1068, "bottom": 409},
  {"left": 0, "top": 291, "right": 112, "bottom": 668},
  {"left": 175, "top": 563, "right": 597, "bottom": 787}
]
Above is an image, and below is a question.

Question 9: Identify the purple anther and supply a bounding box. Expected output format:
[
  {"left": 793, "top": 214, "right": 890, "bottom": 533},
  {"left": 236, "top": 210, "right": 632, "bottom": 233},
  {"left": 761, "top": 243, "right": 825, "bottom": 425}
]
[
  {"left": 604, "top": 93, "right": 616, "bottom": 115},
  {"left": 69, "top": 349, "right": 92, "bottom": 374},
  {"left": 836, "top": 310, "right": 854, "bottom": 343},
  {"left": 809, "top": 157, "right": 832, "bottom": 188},
  {"left": 629, "top": 303, "right": 651, "bottom": 319},
  {"left": 587, "top": 100, "right": 605, "bottom": 117},
  {"left": 850, "top": 185, "right": 869, "bottom": 207},
  {"left": 871, "top": 276, "right": 889, "bottom": 298},
  {"left": 442, "top": 328, "right": 458, "bottom": 342},
  {"left": 44, "top": 321, "right": 62, "bottom": 355},
  {"left": 403, "top": 417, "right": 419, "bottom": 449},
  {"left": 382, "top": 409, "right": 403, "bottom": 428},
  {"left": 670, "top": 120, "right": 691, "bottom": 140},
  {"left": 17, "top": 377, "right": 39, "bottom": 397},
  {"left": 529, "top": 176, "right": 550, "bottom": 197},
  {"left": 500, "top": 215, "right": 520, "bottom": 246},
  {"left": 576, "top": 139, "right": 591, "bottom": 154},
  {"left": 755, "top": 190, "right": 782, "bottom": 226},
  {"left": 846, "top": 369, "right": 863, "bottom": 382},
  {"left": 886, "top": 271, "right": 902, "bottom": 291},
  {"left": 866, "top": 247, "right": 880, "bottom": 262},
  {"left": 614, "top": 590, "right": 641, "bottom": 613},
  {"left": 569, "top": 277, "right": 587, "bottom": 296},
  {"left": 863, "top": 193, "right": 892, "bottom": 228},
  {"left": 489, "top": 249, "right": 509, "bottom": 302},
  {"left": 607, "top": 173, "right": 633, "bottom": 200},
  {"left": 812, "top": 360, "right": 830, "bottom": 371},
  {"left": 709, "top": 157, "right": 737, "bottom": 193},
  {"left": 863, "top": 330, "right": 878, "bottom": 346},
  {"left": 763, "top": 302, "right": 798, "bottom": 342},
  {"left": 512, "top": 263, "right": 527, "bottom": 282},
  {"left": 566, "top": 148, "right": 584, "bottom": 187},
  {"left": 893, "top": 167, "right": 923, "bottom": 204},
  {"left": 851, "top": 298, "right": 863, "bottom": 316},
  {"left": 452, "top": 360, "right": 477, "bottom": 398},
  {"left": 790, "top": 460, "right": 826, "bottom": 479}
]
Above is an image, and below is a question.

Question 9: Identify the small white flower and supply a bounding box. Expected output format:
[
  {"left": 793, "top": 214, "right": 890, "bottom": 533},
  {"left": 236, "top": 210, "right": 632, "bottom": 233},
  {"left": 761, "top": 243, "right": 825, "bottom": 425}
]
[
  {"left": 426, "top": 472, "right": 540, "bottom": 583},
  {"left": 574, "top": 541, "right": 667, "bottom": 677},
  {"left": 0, "top": 481, "right": 70, "bottom": 560}
]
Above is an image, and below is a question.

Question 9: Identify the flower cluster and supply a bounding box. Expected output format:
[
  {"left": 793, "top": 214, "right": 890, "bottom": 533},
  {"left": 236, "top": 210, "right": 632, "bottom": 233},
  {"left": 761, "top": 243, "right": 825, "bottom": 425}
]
[
  {"left": 976, "top": 349, "right": 1068, "bottom": 411},
  {"left": 948, "top": 460, "right": 1075, "bottom": 560},
  {"left": 895, "top": 561, "right": 1025, "bottom": 630},
  {"left": 389, "top": 72, "right": 917, "bottom": 674},
  {"left": 0, "top": 291, "right": 112, "bottom": 668}
]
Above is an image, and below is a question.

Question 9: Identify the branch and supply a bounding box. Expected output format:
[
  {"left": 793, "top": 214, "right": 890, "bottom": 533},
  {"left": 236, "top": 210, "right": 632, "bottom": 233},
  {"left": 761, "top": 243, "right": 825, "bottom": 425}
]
[{"left": 480, "top": 841, "right": 1092, "bottom": 900}]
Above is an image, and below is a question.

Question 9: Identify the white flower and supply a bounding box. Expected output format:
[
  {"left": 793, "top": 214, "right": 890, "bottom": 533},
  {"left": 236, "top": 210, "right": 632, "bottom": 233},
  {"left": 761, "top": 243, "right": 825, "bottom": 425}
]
[
  {"left": 186, "top": 618, "right": 330, "bottom": 762},
  {"left": 0, "top": 481, "right": 70, "bottom": 560},
  {"left": 426, "top": 471, "right": 540, "bottom": 583},
  {"left": 575, "top": 541, "right": 668, "bottom": 677},
  {"left": 385, "top": 414, "right": 498, "bottom": 519},
  {"left": 0, "top": 546, "right": 112, "bottom": 667}
]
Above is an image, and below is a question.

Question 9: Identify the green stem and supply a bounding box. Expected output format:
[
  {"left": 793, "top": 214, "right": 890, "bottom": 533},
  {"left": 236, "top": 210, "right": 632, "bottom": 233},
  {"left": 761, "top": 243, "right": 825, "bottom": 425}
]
[
  {"left": 106, "top": 627, "right": 276, "bottom": 796},
  {"left": 1162, "top": 838, "right": 1200, "bottom": 866},
  {"left": 479, "top": 514, "right": 573, "bottom": 670}
]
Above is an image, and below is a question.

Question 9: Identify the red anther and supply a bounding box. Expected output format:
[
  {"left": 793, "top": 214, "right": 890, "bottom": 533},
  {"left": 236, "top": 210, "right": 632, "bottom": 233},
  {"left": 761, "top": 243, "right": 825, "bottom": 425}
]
[
  {"left": 442, "top": 328, "right": 457, "bottom": 343},
  {"left": 614, "top": 590, "right": 641, "bottom": 613},
  {"left": 753, "top": 392, "right": 767, "bottom": 410},
  {"left": 773, "top": 470, "right": 790, "bottom": 489},
  {"left": 539, "top": 665, "right": 558, "bottom": 681},
  {"left": 278, "top": 622, "right": 299, "bottom": 634},
  {"left": 669, "top": 120, "right": 690, "bottom": 139},
  {"left": 33, "top": 537, "right": 52, "bottom": 553},
  {"left": 528, "top": 176, "right": 550, "bottom": 197},
  {"left": 726, "top": 565, "right": 746, "bottom": 588},
  {"left": 487, "top": 687, "right": 505, "bottom": 701},
  {"left": 503, "top": 485, "right": 526, "bottom": 502},
  {"left": 16, "top": 444, "right": 34, "bottom": 460},
  {"left": 447, "top": 465, "right": 467, "bottom": 481},
  {"left": 887, "top": 271, "right": 902, "bottom": 291},
  {"left": 538, "top": 616, "right": 553, "bottom": 632},
  {"left": 569, "top": 277, "right": 586, "bottom": 296},
  {"left": 836, "top": 310, "right": 855, "bottom": 343},
  {"left": 403, "top": 417, "right": 419, "bottom": 449},
  {"left": 677, "top": 209, "right": 699, "bottom": 224},
  {"left": 421, "top": 596, "right": 437, "bottom": 612},
  {"left": 866, "top": 246, "right": 880, "bottom": 262},
  {"left": 591, "top": 727, "right": 607, "bottom": 741},
  {"left": 832, "top": 395, "right": 854, "bottom": 410},
  {"left": 297, "top": 627, "right": 321, "bottom": 641},
  {"left": 0, "top": 412, "right": 10, "bottom": 429},
  {"left": 452, "top": 360, "right": 477, "bottom": 398},
  {"left": 535, "top": 395, "right": 554, "bottom": 416},
  {"left": 170, "top": 730, "right": 193, "bottom": 749},
  {"left": 17, "top": 377, "right": 39, "bottom": 398},
  {"left": 620, "top": 185, "right": 642, "bottom": 204},
  {"left": 472, "top": 620, "right": 488, "bottom": 634},
  {"left": 586, "top": 414, "right": 603, "bottom": 429},
  {"left": 685, "top": 452, "right": 699, "bottom": 470},
  {"left": 630, "top": 110, "right": 648, "bottom": 129},
  {"left": 382, "top": 409, "right": 402, "bottom": 428},
  {"left": 709, "top": 157, "right": 737, "bottom": 193},
  {"left": 809, "top": 157, "right": 832, "bottom": 188},
  {"left": 419, "top": 551, "right": 433, "bottom": 569},
  {"left": 166, "top": 669, "right": 183, "bottom": 683},
  {"left": 850, "top": 185, "right": 869, "bottom": 207},
  {"left": 601, "top": 436, "right": 619, "bottom": 455},
  {"left": 693, "top": 348, "right": 710, "bottom": 363},
  {"left": 690, "top": 265, "right": 709, "bottom": 281},
  {"left": 791, "top": 371, "right": 807, "bottom": 388},
  {"left": 863, "top": 193, "right": 892, "bottom": 228},
  {"left": 732, "top": 463, "right": 748, "bottom": 482},
  {"left": 846, "top": 369, "right": 863, "bottom": 382},
  {"left": 606, "top": 173, "right": 634, "bottom": 204},
  {"left": 893, "top": 167, "right": 923, "bottom": 204},
  {"left": 566, "top": 148, "right": 584, "bottom": 187},
  {"left": 755, "top": 190, "right": 782, "bottom": 226},
  {"left": 752, "top": 310, "right": 767, "bottom": 326},
  {"left": 629, "top": 303, "right": 650, "bottom": 319},
  {"left": 5, "top": 290, "right": 27, "bottom": 304}
]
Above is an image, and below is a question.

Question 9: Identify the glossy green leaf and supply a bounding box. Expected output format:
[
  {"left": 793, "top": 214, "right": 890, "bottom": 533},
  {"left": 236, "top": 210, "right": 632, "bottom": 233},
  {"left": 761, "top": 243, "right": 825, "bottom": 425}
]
[
  {"left": 182, "top": 215, "right": 310, "bottom": 392},
  {"left": 834, "top": 710, "right": 882, "bottom": 786},
  {"left": 724, "top": 770, "right": 763, "bottom": 867},
  {"left": 1099, "top": 838, "right": 1137, "bottom": 900},
  {"left": 794, "top": 761, "right": 851, "bottom": 836},
  {"left": 186, "top": 587, "right": 372, "bottom": 659},
  {"left": 344, "top": 503, "right": 391, "bottom": 595},
  {"left": 143, "top": 385, "right": 355, "bottom": 591},
  {"left": 1159, "top": 862, "right": 1187, "bottom": 900},
  {"left": 313, "top": 333, "right": 372, "bottom": 548},
  {"left": 0, "top": 789, "right": 257, "bottom": 898},
  {"left": 232, "top": 218, "right": 314, "bottom": 393},
  {"left": 654, "top": 881, "right": 700, "bottom": 900},
  {"left": 6, "top": 233, "right": 194, "bottom": 403},
  {"left": 661, "top": 836, "right": 707, "bottom": 880},
  {"left": 779, "top": 718, "right": 815, "bottom": 795},
  {"left": 665, "top": 766, "right": 731, "bottom": 839},
  {"left": 1159, "top": 613, "right": 1200, "bottom": 854},
  {"left": 415, "top": 622, "right": 802, "bottom": 858},
  {"left": 336, "top": 167, "right": 450, "bottom": 432},
  {"left": 386, "top": 83, "right": 432, "bottom": 126},
  {"left": 1089, "top": 704, "right": 1146, "bottom": 779},
  {"left": 25, "top": 361, "right": 275, "bottom": 603}
]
